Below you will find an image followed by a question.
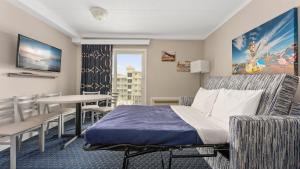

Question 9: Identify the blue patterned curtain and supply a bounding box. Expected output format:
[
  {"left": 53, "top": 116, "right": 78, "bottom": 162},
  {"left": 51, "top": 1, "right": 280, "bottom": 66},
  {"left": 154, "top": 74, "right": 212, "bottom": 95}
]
[{"left": 81, "top": 45, "right": 113, "bottom": 94}]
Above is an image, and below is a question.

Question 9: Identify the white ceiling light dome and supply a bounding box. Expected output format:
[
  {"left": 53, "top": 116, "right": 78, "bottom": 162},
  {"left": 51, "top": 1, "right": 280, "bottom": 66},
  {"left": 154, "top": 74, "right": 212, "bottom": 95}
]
[{"left": 90, "top": 7, "right": 108, "bottom": 21}]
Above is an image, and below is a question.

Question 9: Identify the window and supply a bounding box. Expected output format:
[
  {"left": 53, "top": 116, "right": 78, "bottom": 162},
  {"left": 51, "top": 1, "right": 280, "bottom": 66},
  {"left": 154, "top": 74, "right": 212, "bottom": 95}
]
[{"left": 112, "top": 49, "right": 146, "bottom": 105}]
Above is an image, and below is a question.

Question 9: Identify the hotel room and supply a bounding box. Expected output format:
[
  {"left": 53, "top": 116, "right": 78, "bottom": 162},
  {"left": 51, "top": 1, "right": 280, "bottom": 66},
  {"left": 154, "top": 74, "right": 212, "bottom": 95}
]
[{"left": 0, "top": 0, "right": 299, "bottom": 169}]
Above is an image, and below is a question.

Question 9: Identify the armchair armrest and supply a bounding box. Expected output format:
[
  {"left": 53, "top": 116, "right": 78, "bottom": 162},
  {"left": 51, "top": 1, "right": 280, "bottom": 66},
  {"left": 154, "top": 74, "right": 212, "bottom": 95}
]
[
  {"left": 230, "top": 115, "right": 300, "bottom": 169},
  {"left": 179, "top": 96, "right": 194, "bottom": 106}
]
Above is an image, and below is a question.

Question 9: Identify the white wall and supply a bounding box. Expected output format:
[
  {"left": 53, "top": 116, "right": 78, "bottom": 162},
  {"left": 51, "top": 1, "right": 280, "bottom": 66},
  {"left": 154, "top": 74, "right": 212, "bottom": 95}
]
[
  {"left": 77, "top": 40, "right": 204, "bottom": 104},
  {"left": 146, "top": 40, "right": 203, "bottom": 104},
  {"left": 203, "top": 0, "right": 300, "bottom": 101},
  {"left": 0, "top": 0, "right": 78, "bottom": 150},
  {"left": 0, "top": 0, "right": 78, "bottom": 98}
]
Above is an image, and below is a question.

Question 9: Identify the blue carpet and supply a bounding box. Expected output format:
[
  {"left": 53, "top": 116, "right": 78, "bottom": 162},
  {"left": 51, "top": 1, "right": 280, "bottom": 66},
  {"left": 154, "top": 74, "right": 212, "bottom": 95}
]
[{"left": 0, "top": 119, "right": 212, "bottom": 169}]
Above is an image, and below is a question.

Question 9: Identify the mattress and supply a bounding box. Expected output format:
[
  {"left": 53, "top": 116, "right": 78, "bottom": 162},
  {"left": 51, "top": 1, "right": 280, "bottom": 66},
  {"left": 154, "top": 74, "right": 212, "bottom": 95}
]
[
  {"left": 84, "top": 105, "right": 228, "bottom": 146},
  {"left": 170, "top": 105, "right": 228, "bottom": 144}
]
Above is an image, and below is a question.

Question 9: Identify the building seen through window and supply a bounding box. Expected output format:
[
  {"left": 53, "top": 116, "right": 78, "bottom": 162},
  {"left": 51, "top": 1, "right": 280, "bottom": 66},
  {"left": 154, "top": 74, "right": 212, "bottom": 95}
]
[{"left": 113, "top": 66, "right": 142, "bottom": 105}]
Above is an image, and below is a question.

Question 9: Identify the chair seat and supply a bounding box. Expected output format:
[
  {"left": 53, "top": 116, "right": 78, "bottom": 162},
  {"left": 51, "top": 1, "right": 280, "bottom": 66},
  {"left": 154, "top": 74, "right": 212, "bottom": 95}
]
[
  {"left": 45, "top": 108, "right": 75, "bottom": 117},
  {"left": 30, "top": 112, "right": 61, "bottom": 122},
  {"left": 93, "top": 106, "right": 113, "bottom": 113},
  {"left": 0, "top": 136, "right": 10, "bottom": 144},
  {"left": 61, "top": 108, "right": 75, "bottom": 116},
  {"left": 0, "top": 120, "right": 42, "bottom": 136},
  {"left": 82, "top": 105, "right": 101, "bottom": 111}
]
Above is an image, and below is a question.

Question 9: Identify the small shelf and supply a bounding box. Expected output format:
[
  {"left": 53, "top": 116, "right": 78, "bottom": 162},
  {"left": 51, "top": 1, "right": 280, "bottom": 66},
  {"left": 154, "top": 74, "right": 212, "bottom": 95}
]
[{"left": 7, "top": 73, "right": 57, "bottom": 79}]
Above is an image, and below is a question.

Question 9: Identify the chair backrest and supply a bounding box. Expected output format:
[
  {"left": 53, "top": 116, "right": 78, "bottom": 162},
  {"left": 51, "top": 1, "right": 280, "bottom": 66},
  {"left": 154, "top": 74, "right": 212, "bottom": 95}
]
[
  {"left": 83, "top": 91, "right": 100, "bottom": 95},
  {"left": 82, "top": 91, "right": 100, "bottom": 106},
  {"left": 42, "top": 92, "right": 62, "bottom": 114},
  {"left": 111, "top": 92, "right": 119, "bottom": 108},
  {"left": 203, "top": 74, "right": 299, "bottom": 116},
  {"left": 0, "top": 97, "right": 16, "bottom": 126},
  {"left": 17, "top": 95, "right": 39, "bottom": 121}
]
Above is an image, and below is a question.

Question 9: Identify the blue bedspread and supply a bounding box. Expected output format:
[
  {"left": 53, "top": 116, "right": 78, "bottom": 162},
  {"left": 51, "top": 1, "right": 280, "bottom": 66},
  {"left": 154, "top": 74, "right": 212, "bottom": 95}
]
[{"left": 85, "top": 105, "right": 203, "bottom": 146}]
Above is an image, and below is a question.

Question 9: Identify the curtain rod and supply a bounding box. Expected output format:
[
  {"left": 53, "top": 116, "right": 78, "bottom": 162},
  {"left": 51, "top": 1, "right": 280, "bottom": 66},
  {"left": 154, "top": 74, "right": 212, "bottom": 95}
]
[{"left": 72, "top": 38, "right": 150, "bottom": 45}]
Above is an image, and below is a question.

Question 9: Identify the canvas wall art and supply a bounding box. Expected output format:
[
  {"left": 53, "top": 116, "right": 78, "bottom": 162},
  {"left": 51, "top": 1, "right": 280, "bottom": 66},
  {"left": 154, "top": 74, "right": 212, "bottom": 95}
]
[
  {"left": 177, "top": 61, "right": 191, "bottom": 72},
  {"left": 232, "top": 8, "right": 298, "bottom": 75},
  {"left": 161, "top": 51, "right": 176, "bottom": 61}
]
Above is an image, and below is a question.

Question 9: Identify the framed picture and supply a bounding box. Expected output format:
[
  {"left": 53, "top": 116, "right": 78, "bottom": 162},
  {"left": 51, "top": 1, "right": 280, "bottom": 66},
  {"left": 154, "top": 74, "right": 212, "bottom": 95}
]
[
  {"left": 177, "top": 61, "right": 191, "bottom": 72},
  {"left": 161, "top": 51, "right": 176, "bottom": 61},
  {"left": 232, "top": 8, "right": 298, "bottom": 75}
]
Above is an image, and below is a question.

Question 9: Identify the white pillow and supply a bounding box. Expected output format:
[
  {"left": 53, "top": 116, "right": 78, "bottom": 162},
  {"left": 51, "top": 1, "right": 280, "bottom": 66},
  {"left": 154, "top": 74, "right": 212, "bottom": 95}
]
[
  {"left": 210, "top": 88, "right": 264, "bottom": 131},
  {"left": 191, "top": 88, "right": 220, "bottom": 116}
]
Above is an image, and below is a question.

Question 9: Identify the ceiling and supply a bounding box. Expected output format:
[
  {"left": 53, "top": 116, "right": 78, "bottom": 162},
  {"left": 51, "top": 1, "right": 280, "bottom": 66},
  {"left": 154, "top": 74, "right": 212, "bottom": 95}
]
[{"left": 9, "top": 0, "right": 252, "bottom": 40}]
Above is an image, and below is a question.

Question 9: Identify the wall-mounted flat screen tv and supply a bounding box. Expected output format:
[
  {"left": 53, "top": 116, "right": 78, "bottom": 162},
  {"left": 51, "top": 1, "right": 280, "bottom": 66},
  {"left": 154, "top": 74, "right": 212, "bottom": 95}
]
[{"left": 16, "top": 34, "right": 62, "bottom": 72}]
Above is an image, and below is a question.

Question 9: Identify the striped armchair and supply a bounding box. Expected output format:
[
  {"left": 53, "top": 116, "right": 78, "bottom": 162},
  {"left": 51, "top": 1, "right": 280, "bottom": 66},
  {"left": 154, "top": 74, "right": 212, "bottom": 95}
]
[{"left": 180, "top": 74, "right": 300, "bottom": 169}]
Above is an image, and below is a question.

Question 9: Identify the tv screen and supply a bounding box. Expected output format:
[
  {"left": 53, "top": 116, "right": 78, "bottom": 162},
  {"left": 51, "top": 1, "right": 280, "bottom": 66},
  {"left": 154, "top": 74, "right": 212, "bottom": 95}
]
[{"left": 16, "top": 34, "right": 62, "bottom": 72}]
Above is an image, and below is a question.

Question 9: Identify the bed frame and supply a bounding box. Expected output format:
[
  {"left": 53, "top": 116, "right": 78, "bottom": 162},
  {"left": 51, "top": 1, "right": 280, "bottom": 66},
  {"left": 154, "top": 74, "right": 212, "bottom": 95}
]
[{"left": 84, "top": 143, "right": 229, "bottom": 169}]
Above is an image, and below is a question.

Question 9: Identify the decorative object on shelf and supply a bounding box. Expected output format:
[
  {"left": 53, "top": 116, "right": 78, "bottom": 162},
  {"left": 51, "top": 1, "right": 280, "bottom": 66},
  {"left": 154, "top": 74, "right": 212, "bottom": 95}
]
[
  {"left": 7, "top": 72, "right": 57, "bottom": 79},
  {"left": 232, "top": 8, "right": 298, "bottom": 75},
  {"left": 190, "top": 60, "right": 210, "bottom": 73},
  {"left": 177, "top": 61, "right": 191, "bottom": 72},
  {"left": 161, "top": 51, "right": 176, "bottom": 61}
]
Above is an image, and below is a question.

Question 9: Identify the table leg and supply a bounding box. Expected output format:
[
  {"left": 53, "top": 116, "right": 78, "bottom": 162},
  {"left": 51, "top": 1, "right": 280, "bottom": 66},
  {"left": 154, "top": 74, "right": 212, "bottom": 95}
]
[
  {"left": 75, "top": 103, "right": 82, "bottom": 136},
  {"left": 10, "top": 135, "right": 17, "bottom": 169},
  {"left": 61, "top": 103, "right": 82, "bottom": 149},
  {"left": 10, "top": 135, "right": 16, "bottom": 169},
  {"left": 106, "top": 98, "right": 109, "bottom": 107},
  {"left": 62, "top": 136, "right": 78, "bottom": 149},
  {"left": 39, "top": 124, "right": 45, "bottom": 152}
]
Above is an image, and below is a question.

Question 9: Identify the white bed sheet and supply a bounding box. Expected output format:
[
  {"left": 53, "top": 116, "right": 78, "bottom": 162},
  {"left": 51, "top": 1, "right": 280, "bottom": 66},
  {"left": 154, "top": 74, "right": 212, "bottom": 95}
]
[{"left": 171, "top": 105, "right": 228, "bottom": 144}]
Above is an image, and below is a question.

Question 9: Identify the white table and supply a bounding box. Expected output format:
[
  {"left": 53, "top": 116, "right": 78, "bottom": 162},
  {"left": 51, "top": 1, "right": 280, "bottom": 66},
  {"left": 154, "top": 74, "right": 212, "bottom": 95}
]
[{"left": 37, "top": 95, "right": 111, "bottom": 149}]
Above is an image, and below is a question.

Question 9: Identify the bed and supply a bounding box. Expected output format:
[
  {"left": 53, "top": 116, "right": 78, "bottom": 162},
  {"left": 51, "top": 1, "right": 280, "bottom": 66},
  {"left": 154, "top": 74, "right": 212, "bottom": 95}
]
[{"left": 84, "top": 105, "right": 229, "bottom": 169}]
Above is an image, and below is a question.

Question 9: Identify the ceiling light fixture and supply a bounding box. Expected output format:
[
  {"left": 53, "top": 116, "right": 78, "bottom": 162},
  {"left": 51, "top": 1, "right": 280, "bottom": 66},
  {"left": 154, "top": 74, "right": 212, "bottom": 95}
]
[{"left": 90, "top": 7, "right": 108, "bottom": 21}]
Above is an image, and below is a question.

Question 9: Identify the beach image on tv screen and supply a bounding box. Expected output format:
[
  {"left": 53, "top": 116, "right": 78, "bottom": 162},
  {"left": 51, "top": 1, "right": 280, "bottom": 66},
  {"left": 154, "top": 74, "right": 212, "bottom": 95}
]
[{"left": 17, "top": 35, "right": 62, "bottom": 72}]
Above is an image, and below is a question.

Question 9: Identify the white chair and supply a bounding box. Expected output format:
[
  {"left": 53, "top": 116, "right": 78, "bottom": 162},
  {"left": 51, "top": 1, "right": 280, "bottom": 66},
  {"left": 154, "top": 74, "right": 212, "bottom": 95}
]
[
  {"left": 81, "top": 91, "right": 101, "bottom": 124},
  {"left": 0, "top": 96, "right": 45, "bottom": 169},
  {"left": 111, "top": 92, "right": 119, "bottom": 108},
  {"left": 16, "top": 95, "right": 46, "bottom": 150},
  {"left": 17, "top": 95, "right": 68, "bottom": 147},
  {"left": 91, "top": 92, "right": 118, "bottom": 123},
  {"left": 42, "top": 92, "right": 75, "bottom": 136}
]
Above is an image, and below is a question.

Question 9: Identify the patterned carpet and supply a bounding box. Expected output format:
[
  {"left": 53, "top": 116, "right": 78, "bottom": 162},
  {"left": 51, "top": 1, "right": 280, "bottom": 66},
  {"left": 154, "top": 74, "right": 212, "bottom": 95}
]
[{"left": 0, "top": 119, "right": 212, "bottom": 169}]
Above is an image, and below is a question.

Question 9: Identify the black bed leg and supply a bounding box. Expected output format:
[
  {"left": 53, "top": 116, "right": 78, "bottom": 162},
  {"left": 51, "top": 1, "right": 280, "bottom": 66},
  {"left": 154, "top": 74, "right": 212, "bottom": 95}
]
[
  {"left": 122, "top": 157, "right": 128, "bottom": 169},
  {"left": 168, "top": 150, "right": 173, "bottom": 169},
  {"left": 160, "top": 151, "right": 165, "bottom": 169},
  {"left": 122, "top": 150, "right": 129, "bottom": 169}
]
